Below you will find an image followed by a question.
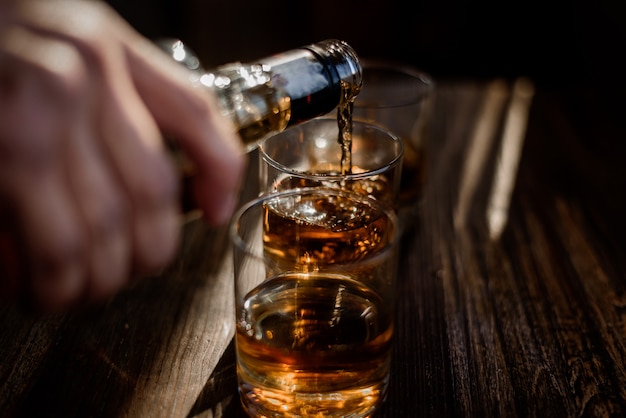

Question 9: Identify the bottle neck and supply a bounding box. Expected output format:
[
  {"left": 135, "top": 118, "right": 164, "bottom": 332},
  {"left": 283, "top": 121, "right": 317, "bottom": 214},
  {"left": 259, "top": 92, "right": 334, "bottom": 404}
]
[
  {"left": 259, "top": 39, "right": 362, "bottom": 125},
  {"left": 304, "top": 39, "right": 363, "bottom": 98}
]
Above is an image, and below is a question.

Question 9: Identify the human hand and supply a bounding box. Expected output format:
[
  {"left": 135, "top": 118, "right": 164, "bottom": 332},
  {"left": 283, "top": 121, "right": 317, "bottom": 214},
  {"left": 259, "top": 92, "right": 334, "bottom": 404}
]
[{"left": 0, "top": 0, "right": 245, "bottom": 312}]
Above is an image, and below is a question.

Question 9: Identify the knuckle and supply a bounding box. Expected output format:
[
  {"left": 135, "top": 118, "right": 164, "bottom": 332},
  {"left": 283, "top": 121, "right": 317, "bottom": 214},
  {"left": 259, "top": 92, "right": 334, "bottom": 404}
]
[
  {"left": 42, "top": 48, "right": 90, "bottom": 103},
  {"left": 0, "top": 26, "right": 89, "bottom": 103}
]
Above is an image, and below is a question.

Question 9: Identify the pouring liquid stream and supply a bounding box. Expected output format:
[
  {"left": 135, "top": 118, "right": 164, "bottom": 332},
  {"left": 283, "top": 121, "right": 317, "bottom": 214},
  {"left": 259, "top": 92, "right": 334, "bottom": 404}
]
[{"left": 338, "top": 80, "right": 357, "bottom": 177}]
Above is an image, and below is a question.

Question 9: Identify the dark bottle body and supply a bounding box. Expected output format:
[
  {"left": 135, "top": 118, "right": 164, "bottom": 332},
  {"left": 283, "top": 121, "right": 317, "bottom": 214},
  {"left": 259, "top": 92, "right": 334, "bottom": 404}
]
[{"left": 165, "top": 39, "right": 363, "bottom": 150}]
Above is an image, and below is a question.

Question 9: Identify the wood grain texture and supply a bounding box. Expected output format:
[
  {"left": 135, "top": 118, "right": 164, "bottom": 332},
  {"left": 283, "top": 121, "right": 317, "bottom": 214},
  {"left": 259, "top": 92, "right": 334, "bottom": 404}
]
[{"left": 1, "top": 81, "right": 625, "bottom": 418}]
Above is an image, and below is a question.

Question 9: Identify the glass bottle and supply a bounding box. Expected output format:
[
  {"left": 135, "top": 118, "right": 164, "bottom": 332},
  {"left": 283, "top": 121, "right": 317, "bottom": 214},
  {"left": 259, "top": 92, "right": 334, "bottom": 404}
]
[{"left": 159, "top": 39, "right": 363, "bottom": 151}]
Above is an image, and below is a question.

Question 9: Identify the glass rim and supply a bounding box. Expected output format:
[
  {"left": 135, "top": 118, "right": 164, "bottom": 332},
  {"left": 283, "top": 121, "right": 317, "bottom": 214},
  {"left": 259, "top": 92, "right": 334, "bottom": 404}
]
[
  {"left": 230, "top": 186, "right": 400, "bottom": 261},
  {"left": 355, "top": 58, "right": 435, "bottom": 108},
  {"left": 259, "top": 117, "right": 404, "bottom": 181}
]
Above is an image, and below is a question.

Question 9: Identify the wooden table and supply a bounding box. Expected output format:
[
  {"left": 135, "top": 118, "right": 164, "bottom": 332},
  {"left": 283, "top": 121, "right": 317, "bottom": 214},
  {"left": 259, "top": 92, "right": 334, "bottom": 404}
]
[{"left": 2, "top": 79, "right": 626, "bottom": 417}]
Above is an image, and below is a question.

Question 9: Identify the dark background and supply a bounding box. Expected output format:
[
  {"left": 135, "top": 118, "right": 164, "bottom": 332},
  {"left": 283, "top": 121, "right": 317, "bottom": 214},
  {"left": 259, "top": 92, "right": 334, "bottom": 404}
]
[{"left": 106, "top": 0, "right": 626, "bottom": 89}]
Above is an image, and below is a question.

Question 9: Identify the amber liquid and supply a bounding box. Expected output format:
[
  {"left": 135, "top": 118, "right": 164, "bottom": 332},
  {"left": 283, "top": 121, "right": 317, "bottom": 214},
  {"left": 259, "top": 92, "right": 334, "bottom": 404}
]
[
  {"left": 236, "top": 273, "right": 393, "bottom": 418},
  {"left": 237, "top": 84, "right": 291, "bottom": 148},
  {"left": 270, "top": 165, "right": 394, "bottom": 207},
  {"left": 337, "top": 80, "right": 358, "bottom": 176},
  {"left": 236, "top": 193, "right": 395, "bottom": 417},
  {"left": 262, "top": 192, "right": 394, "bottom": 267}
]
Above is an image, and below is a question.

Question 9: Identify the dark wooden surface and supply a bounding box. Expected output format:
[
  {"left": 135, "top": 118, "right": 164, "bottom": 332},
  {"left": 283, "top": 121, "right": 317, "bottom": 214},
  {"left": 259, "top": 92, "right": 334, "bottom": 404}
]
[{"left": 1, "top": 79, "right": 626, "bottom": 417}]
